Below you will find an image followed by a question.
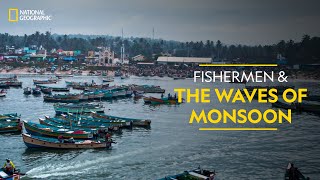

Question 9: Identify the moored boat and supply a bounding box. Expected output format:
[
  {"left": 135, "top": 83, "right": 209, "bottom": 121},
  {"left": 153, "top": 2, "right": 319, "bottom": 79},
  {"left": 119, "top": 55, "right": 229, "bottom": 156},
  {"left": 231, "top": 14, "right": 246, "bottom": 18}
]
[
  {"left": 53, "top": 103, "right": 105, "bottom": 115},
  {"left": 272, "top": 101, "right": 297, "bottom": 110},
  {"left": 130, "top": 84, "right": 165, "bottom": 93},
  {"left": 23, "top": 87, "right": 32, "bottom": 95},
  {"left": 299, "top": 102, "right": 320, "bottom": 114},
  {"left": 5, "top": 81, "right": 22, "bottom": 87},
  {"left": 102, "top": 77, "right": 114, "bottom": 82},
  {"left": 33, "top": 79, "right": 58, "bottom": 85},
  {"left": 144, "top": 96, "right": 181, "bottom": 105},
  {"left": 91, "top": 113, "right": 151, "bottom": 127},
  {"left": 22, "top": 133, "right": 113, "bottom": 149},
  {"left": 32, "top": 88, "right": 41, "bottom": 95},
  {"left": 44, "top": 93, "right": 81, "bottom": 103},
  {"left": 23, "top": 121, "right": 93, "bottom": 139}
]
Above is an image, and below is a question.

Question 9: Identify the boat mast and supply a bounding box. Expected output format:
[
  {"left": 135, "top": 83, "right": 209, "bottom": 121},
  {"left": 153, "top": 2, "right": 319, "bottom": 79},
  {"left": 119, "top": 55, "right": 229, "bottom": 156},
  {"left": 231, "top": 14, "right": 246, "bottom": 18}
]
[{"left": 121, "top": 28, "right": 125, "bottom": 64}]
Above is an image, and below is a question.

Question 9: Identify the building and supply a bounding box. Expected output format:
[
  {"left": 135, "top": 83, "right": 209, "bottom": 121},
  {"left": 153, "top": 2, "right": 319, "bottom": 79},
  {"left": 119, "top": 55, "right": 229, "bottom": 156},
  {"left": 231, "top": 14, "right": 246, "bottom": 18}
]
[
  {"left": 98, "top": 47, "right": 115, "bottom": 65},
  {"left": 157, "top": 56, "right": 212, "bottom": 65},
  {"left": 132, "top": 54, "right": 145, "bottom": 62}
]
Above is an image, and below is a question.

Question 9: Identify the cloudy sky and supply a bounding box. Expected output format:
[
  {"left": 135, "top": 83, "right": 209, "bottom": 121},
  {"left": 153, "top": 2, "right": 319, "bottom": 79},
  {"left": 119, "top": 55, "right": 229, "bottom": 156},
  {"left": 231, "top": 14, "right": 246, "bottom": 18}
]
[{"left": 1, "top": 0, "right": 320, "bottom": 45}]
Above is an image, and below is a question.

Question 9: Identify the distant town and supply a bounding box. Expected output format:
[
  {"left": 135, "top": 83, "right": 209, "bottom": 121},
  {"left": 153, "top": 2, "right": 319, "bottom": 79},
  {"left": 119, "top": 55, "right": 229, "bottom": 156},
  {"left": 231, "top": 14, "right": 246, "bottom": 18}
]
[{"left": 0, "top": 32, "right": 319, "bottom": 79}]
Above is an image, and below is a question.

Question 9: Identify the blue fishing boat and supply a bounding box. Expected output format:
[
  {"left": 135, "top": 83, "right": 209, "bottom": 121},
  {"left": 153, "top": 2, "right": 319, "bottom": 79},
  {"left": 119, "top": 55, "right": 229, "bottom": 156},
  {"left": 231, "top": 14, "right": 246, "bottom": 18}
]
[
  {"left": 53, "top": 103, "right": 105, "bottom": 115},
  {"left": 158, "top": 167, "right": 215, "bottom": 180},
  {"left": 23, "top": 121, "right": 93, "bottom": 139},
  {"left": 22, "top": 133, "right": 114, "bottom": 149},
  {"left": 0, "top": 113, "right": 22, "bottom": 134},
  {"left": 40, "top": 116, "right": 122, "bottom": 129},
  {"left": 91, "top": 113, "right": 151, "bottom": 127}
]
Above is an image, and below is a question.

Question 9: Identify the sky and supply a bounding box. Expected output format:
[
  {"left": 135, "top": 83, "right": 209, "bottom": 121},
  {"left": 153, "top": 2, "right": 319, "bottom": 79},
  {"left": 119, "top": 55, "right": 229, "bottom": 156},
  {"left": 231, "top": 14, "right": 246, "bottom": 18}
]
[{"left": 1, "top": 0, "right": 320, "bottom": 45}]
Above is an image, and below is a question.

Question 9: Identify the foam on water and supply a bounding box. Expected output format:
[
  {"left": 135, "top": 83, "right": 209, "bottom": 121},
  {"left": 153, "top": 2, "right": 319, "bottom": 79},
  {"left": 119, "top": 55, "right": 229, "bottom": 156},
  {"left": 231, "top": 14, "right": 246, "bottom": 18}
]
[{"left": 25, "top": 144, "right": 172, "bottom": 179}]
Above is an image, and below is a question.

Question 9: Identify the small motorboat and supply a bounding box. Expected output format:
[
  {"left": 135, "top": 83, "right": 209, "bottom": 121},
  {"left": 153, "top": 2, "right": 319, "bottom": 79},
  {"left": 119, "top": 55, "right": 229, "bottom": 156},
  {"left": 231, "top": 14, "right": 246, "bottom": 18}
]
[
  {"left": 0, "top": 168, "right": 24, "bottom": 180},
  {"left": 284, "top": 163, "right": 309, "bottom": 180},
  {"left": 0, "top": 89, "right": 6, "bottom": 97},
  {"left": 23, "top": 87, "right": 32, "bottom": 95},
  {"left": 32, "top": 88, "right": 41, "bottom": 95},
  {"left": 158, "top": 167, "right": 215, "bottom": 180}
]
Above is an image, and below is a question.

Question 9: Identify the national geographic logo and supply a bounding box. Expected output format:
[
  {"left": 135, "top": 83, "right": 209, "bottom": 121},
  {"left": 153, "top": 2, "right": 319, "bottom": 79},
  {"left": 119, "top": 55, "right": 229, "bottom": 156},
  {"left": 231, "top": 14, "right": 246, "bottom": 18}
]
[{"left": 8, "top": 8, "right": 52, "bottom": 22}]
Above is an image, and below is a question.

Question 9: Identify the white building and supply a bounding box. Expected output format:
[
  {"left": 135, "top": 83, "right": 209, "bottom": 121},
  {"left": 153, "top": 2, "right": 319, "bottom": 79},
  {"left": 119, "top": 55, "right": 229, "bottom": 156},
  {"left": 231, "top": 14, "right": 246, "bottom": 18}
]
[
  {"left": 132, "top": 54, "right": 145, "bottom": 62},
  {"left": 98, "top": 47, "right": 115, "bottom": 66},
  {"left": 157, "top": 56, "right": 213, "bottom": 65}
]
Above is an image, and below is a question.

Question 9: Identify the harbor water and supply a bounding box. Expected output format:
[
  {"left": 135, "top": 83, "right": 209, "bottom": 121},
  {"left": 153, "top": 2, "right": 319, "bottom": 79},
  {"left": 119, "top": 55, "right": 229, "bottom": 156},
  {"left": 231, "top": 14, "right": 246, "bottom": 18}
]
[{"left": 0, "top": 75, "right": 319, "bottom": 179}]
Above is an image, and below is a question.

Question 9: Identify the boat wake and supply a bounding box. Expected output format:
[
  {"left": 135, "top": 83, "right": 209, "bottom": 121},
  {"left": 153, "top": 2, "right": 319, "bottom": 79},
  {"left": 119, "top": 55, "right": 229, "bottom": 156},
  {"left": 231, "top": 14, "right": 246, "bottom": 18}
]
[{"left": 24, "top": 144, "right": 172, "bottom": 179}]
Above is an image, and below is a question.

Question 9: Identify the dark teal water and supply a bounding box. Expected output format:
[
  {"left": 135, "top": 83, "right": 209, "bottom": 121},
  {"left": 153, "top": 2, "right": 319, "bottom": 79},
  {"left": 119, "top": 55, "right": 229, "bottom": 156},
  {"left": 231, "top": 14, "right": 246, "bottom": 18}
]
[{"left": 0, "top": 75, "right": 319, "bottom": 180}]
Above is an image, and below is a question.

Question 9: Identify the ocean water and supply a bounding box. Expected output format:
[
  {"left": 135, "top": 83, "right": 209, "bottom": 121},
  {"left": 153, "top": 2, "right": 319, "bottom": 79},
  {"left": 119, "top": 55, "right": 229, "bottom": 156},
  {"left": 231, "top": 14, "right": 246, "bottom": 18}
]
[{"left": 0, "top": 75, "right": 319, "bottom": 180}]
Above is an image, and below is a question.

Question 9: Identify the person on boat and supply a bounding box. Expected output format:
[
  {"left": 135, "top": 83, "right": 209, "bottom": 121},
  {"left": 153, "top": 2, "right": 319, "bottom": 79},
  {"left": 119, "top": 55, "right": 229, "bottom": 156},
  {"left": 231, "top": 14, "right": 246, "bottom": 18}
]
[
  {"left": 168, "top": 93, "right": 171, "bottom": 100},
  {"left": 174, "top": 93, "right": 177, "bottom": 100},
  {"left": 161, "top": 93, "right": 164, "bottom": 99},
  {"left": 105, "top": 133, "right": 111, "bottom": 141},
  {"left": 58, "top": 135, "right": 64, "bottom": 143},
  {"left": 3, "top": 159, "right": 15, "bottom": 175}
]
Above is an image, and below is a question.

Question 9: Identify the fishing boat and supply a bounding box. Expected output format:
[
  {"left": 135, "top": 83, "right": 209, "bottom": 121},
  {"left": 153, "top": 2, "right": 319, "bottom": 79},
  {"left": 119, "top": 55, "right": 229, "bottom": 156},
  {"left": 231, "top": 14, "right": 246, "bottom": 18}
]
[
  {"left": 299, "top": 102, "right": 320, "bottom": 114},
  {"left": 23, "top": 121, "right": 93, "bottom": 139},
  {"left": 40, "top": 116, "right": 122, "bottom": 129},
  {"left": 32, "top": 88, "right": 41, "bottom": 95},
  {"left": 41, "top": 116, "right": 123, "bottom": 133},
  {"left": 120, "top": 75, "right": 129, "bottom": 79},
  {"left": 23, "top": 87, "right": 32, "bottom": 95},
  {"left": 37, "top": 85, "right": 69, "bottom": 92},
  {"left": 0, "top": 76, "right": 17, "bottom": 81},
  {"left": 144, "top": 97, "right": 180, "bottom": 105},
  {"left": 158, "top": 167, "right": 215, "bottom": 180},
  {"left": 102, "top": 77, "right": 114, "bottom": 82},
  {"left": 0, "top": 90, "right": 6, "bottom": 97},
  {"left": 53, "top": 103, "right": 105, "bottom": 115},
  {"left": 0, "top": 82, "right": 9, "bottom": 89},
  {"left": 133, "top": 90, "right": 144, "bottom": 98},
  {"left": 173, "top": 76, "right": 186, "bottom": 80},
  {"left": 44, "top": 94, "right": 80, "bottom": 103},
  {"left": 0, "top": 123, "right": 22, "bottom": 134},
  {"left": 130, "top": 84, "right": 165, "bottom": 93},
  {"left": 91, "top": 113, "right": 151, "bottom": 127},
  {"left": 55, "top": 74, "right": 73, "bottom": 78},
  {"left": 0, "top": 113, "right": 22, "bottom": 134},
  {"left": 0, "top": 169, "right": 22, "bottom": 180},
  {"left": 284, "top": 163, "right": 309, "bottom": 180},
  {"left": 306, "top": 95, "right": 320, "bottom": 102},
  {"left": 5, "top": 81, "right": 22, "bottom": 87},
  {"left": 22, "top": 133, "right": 113, "bottom": 149},
  {"left": 33, "top": 79, "right": 58, "bottom": 85},
  {"left": 272, "top": 101, "right": 297, "bottom": 110},
  {"left": 39, "top": 87, "right": 52, "bottom": 94}
]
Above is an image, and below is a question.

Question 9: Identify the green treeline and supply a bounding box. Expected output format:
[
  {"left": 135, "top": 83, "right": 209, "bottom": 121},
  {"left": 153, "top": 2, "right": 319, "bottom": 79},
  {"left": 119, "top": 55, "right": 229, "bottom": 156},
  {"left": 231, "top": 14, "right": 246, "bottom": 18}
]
[{"left": 0, "top": 31, "right": 319, "bottom": 64}]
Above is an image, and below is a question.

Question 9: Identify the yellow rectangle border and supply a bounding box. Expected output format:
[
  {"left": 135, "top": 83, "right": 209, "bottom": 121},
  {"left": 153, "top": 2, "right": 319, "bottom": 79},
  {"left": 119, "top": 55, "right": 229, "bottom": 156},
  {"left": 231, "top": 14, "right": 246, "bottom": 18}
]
[
  {"left": 8, "top": 8, "right": 19, "bottom": 22},
  {"left": 199, "top": 128, "right": 278, "bottom": 131}
]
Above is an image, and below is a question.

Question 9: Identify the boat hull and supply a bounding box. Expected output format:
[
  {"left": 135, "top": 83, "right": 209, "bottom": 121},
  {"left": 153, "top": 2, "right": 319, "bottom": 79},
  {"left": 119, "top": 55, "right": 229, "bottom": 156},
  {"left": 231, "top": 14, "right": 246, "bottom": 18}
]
[{"left": 22, "top": 134, "right": 110, "bottom": 149}]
